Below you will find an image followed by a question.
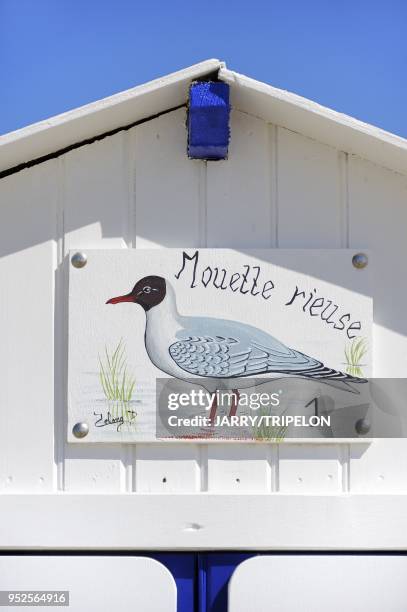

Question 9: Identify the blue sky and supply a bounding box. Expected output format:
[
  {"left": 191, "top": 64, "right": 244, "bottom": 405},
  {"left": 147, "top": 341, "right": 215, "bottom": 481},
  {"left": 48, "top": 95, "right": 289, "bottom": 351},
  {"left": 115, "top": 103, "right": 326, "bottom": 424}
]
[{"left": 1, "top": 1, "right": 406, "bottom": 137}]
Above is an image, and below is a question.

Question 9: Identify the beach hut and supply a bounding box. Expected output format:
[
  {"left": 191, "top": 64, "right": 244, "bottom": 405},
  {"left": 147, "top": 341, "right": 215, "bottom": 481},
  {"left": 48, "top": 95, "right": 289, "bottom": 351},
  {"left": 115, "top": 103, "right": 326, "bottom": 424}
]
[{"left": 1, "top": 59, "right": 407, "bottom": 611}]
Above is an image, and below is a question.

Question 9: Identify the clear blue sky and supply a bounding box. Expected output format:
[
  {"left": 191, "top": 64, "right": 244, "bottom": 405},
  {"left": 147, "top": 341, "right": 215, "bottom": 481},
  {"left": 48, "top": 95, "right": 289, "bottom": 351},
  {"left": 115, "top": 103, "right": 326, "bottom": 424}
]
[{"left": 1, "top": 0, "right": 406, "bottom": 137}]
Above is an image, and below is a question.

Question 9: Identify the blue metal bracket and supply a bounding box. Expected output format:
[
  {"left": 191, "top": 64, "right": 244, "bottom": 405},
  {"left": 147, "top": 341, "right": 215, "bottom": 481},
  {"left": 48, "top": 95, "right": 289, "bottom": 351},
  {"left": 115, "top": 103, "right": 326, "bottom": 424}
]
[{"left": 188, "top": 81, "right": 230, "bottom": 160}]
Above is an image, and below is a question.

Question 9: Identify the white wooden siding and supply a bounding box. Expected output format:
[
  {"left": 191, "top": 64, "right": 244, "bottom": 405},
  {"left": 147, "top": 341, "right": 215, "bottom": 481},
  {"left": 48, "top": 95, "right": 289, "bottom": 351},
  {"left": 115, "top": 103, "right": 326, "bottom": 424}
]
[
  {"left": 348, "top": 157, "right": 407, "bottom": 492},
  {"left": 62, "top": 134, "right": 129, "bottom": 493},
  {"left": 0, "top": 162, "right": 57, "bottom": 493},
  {"left": 1, "top": 104, "right": 407, "bottom": 546}
]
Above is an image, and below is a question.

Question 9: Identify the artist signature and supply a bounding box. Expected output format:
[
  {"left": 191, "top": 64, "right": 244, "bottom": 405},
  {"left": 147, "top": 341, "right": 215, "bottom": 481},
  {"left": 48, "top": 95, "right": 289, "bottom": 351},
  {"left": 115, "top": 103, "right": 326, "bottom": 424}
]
[{"left": 94, "top": 409, "right": 137, "bottom": 432}]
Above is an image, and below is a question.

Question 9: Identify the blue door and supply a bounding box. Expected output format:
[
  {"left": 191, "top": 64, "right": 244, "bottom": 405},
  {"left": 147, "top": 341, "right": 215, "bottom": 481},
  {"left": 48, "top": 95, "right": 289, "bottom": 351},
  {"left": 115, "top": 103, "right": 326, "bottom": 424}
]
[
  {"left": 150, "top": 552, "right": 407, "bottom": 612},
  {"left": 148, "top": 552, "right": 257, "bottom": 612}
]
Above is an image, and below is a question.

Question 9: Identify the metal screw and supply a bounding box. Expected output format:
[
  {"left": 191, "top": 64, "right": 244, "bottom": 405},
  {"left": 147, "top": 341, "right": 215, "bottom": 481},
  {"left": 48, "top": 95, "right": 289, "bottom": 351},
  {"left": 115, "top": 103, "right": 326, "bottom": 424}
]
[
  {"left": 355, "top": 417, "right": 371, "bottom": 435},
  {"left": 72, "top": 422, "right": 89, "bottom": 439},
  {"left": 71, "top": 252, "right": 87, "bottom": 268},
  {"left": 352, "top": 253, "right": 368, "bottom": 269}
]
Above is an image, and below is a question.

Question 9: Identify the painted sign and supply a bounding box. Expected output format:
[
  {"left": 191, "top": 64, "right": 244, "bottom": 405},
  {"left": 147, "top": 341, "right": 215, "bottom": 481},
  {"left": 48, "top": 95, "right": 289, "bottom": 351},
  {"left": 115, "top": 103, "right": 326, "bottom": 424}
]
[{"left": 67, "top": 249, "right": 372, "bottom": 442}]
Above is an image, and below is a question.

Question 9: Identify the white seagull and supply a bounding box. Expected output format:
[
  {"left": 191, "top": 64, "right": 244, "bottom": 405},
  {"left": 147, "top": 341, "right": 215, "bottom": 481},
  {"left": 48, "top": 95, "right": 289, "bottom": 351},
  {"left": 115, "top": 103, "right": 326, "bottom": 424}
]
[{"left": 107, "top": 275, "right": 366, "bottom": 422}]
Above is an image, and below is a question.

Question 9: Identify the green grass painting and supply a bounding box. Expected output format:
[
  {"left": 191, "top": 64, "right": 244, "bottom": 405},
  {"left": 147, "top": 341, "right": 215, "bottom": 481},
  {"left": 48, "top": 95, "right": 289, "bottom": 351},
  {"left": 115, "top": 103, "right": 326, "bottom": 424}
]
[
  {"left": 252, "top": 407, "right": 288, "bottom": 442},
  {"left": 344, "top": 337, "right": 368, "bottom": 377},
  {"left": 99, "top": 339, "right": 136, "bottom": 428}
]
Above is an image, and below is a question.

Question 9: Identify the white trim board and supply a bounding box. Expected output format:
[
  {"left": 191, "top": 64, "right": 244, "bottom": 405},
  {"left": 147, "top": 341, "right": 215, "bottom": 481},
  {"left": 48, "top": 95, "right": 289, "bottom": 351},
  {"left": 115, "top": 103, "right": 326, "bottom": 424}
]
[
  {"left": 219, "top": 68, "right": 407, "bottom": 176},
  {"left": 1, "top": 494, "right": 407, "bottom": 550},
  {"left": 0, "top": 60, "right": 222, "bottom": 173}
]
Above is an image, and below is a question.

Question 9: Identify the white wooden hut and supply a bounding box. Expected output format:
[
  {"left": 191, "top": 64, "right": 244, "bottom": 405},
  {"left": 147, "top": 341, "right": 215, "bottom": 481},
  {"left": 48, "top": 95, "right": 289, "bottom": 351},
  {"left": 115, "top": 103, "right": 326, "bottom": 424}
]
[{"left": 1, "top": 59, "right": 407, "bottom": 611}]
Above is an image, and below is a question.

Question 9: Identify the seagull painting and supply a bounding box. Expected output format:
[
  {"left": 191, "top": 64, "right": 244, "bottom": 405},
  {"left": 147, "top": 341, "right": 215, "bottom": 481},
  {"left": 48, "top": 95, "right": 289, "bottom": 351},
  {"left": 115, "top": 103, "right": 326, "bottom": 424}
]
[{"left": 107, "top": 275, "right": 366, "bottom": 423}]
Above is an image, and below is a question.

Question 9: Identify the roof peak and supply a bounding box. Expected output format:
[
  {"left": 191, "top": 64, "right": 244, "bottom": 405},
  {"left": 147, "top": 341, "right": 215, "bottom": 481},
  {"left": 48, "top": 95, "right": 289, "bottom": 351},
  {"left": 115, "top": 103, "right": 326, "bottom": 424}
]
[{"left": 1, "top": 59, "right": 406, "bottom": 177}]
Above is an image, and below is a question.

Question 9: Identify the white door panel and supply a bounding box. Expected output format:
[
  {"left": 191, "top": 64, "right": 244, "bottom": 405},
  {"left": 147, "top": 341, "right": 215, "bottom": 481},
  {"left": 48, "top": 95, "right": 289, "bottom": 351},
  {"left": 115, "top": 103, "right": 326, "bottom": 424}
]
[
  {"left": 229, "top": 555, "right": 407, "bottom": 611},
  {"left": 0, "top": 556, "right": 176, "bottom": 611}
]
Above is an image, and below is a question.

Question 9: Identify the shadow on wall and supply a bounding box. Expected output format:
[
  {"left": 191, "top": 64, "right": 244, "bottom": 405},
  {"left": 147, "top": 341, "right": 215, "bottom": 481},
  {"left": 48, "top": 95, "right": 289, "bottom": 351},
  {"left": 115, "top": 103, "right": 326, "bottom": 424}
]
[
  {"left": 1, "top": 106, "right": 406, "bottom": 342},
  {"left": 1, "top": 108, "right": 407, "bottom": 474}
]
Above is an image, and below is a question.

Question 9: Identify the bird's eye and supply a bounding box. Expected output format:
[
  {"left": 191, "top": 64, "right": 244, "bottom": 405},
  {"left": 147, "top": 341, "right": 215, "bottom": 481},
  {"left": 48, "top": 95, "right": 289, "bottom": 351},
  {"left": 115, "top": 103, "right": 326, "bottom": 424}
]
[{"left": 143, "top": 286, "right": 152, "bottom": 293}]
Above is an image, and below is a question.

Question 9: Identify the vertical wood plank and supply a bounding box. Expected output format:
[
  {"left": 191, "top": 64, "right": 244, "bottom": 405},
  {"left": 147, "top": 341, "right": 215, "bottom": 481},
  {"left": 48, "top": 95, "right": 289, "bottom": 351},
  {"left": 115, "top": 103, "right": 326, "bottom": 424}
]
[
  {"left": 135, "top": 444, "right": 200, "bottom": 492},
  {"left": 206, "top": 110, "right": 272, "bottom": 247},
  {"left": 63, "top": 446, "right": 124, "bottom": 493},
  {"left": 63, "top": 133, "right": 129, "bottom": 250},
  {"left": 63, "top": 133, "right": 129, "bottom": 492},
  {"left": 205, "top": 111, "right": 273, "bottom": 490},
  {"left": 350, "top": 440, "right": 407, "bottom": 493},
  {"left": 276, "top": 130, "right": 346, "bottom": 490},
  {"left": 278, "top": 444, "right": 341, "bottom": 493},
  {"left": 277, "top": 128, "right": 343, "bottom": 247},
  {"left": 0, "top": 162, "right": 57, "bottom": 492},
  {"left": 135, "top": 108, "right": 201, "bottom": 249},
  {"left": 207, "top": 445, "right": 272, "bottom": 492},
  {"left": 348, "top": 157, "right": 407, "bottom": 492},
  {"left": 134, "top": 109, "right": 202, "bottom": 491},
  {"left": 348, "top": 157, "right": 407, "bottom": 376}
]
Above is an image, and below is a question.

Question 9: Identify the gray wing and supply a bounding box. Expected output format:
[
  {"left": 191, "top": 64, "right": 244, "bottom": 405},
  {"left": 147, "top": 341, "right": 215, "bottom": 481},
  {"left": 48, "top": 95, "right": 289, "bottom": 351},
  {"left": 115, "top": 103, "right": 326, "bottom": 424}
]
[{"left": 169, "top": 334, "right": 363, "bottom": 382}]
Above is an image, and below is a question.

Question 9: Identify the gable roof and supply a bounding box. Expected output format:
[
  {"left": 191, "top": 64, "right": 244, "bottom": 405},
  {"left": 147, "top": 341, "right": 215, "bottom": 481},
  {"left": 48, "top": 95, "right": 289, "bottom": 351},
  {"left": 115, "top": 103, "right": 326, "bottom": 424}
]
[
  {"left": 1, "top": 58, "right": 406, "bottom": 176},
  {"left": 0, "top": 59, "right": 223, "bottom": 176},
  {"left": 220, "top": 67, "right": 407, "bottom": 175}
]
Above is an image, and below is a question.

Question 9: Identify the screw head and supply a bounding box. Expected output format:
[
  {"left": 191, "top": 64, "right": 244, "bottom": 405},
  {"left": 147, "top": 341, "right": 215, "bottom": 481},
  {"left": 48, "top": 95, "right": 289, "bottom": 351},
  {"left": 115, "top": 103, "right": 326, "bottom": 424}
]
[
  {"left": 71, "top": 252, "right": 87, "bottom": 268},
  {"left": 352, "top": 252, "right": 368, "bottom": 269},
  {"left": 72, "top": 422, "right": 89, "bottom": 439},
  {"left": 355, "top": 417, "right": 371, "bottom": 435}
]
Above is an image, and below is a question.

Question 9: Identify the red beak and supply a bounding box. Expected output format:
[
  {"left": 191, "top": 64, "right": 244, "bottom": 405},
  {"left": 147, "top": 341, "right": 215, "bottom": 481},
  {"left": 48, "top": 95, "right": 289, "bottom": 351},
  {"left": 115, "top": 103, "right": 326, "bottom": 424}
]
[{"left": 106, "top": 293, "right": 136, "bottom": 305}]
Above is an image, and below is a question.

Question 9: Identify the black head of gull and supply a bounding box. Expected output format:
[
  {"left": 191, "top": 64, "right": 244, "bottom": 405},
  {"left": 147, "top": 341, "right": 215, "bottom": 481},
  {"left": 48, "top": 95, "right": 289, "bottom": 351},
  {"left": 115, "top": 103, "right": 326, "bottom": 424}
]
[{"left": 106, "top": 275, "right": 166, "bottom": 311}]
